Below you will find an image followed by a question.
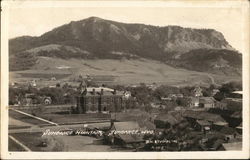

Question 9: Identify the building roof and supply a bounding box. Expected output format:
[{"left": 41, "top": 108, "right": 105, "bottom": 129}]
[
  {"left": 224, "top": 98, "right": 242, "bottom": 103},
  {"left": 79, "top": 87, "right": 124, "bottom": 96},
  {"left": 183, "top": 110, "right": 226, "bottom": 123},
  {"left": 232, "top": 91, "right": 243, "bottom": 95},
  {"left": 230, "top": 111, "right": 242, "bottom": 118},
  {"left": 87, "top": 87, "right": 113, "bottom": 92},
  {"left": 196, "top": 120, "right": 211, "bottom": 126},
  {"left": 155, "top": 114, "right": 179, "bottom": 126},
  {"left": 199, "top": 97, "right": 216, "bottom": 104},
  {"left": 188, "top": 97, "right": 199, "bottom": 102},
  {"left": 112, "top": 121, "right": 144, "bottom": 143},
  {"left": 155, "top": 112, "right": 183, "bottom": 126},
  {"left": 236, "top": 122, "right": 242, "bottom": 129},
  {"left": 213, "top": 121, "right": 228, "bottom": 126},
  {"left": 194, "top": 86, "right": 202, "bottom": 92}
]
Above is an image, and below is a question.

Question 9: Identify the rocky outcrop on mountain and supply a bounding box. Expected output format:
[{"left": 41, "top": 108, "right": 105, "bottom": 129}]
[{"left": 9, "top": 17, "right": 241, "bottom": 75}]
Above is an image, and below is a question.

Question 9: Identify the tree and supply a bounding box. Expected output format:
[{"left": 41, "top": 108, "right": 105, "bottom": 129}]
[
  {"left": 153, "top": 85, "right": 180, "bottom": 100},
  {"left": 130, "top": 84, "right": 152, "bottom": 105},
  {"left": 56, "top": 83, "right": 61, "bottom": 88},
  {"left": 145, "top": 104, "right": 153, "bottom": 113},
  {"left": 214, "top": 92, "right": 224, "bottom": 101}
]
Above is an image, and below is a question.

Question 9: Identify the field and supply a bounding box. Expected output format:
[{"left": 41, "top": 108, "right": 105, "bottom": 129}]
[
  {"left": 8, "top": 107, "right": 130, "bottom": 152},
  {"left": 9, "top": 57, "right": 241, "bottom": 87},
  {"left": 9, "top": 137, "right": 26, "bottom": 151},
  {"left": 18, "top": 73, "right": 71, "bottom": 79},
  {"left": 9, "top": 110, "right": 49, "bottom": 126},
  {"left": 37, "top": 113, "right": 111, "bottom": 125}
]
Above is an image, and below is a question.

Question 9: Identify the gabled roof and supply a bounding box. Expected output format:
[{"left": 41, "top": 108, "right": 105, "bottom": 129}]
[
  {"left": 155, "top": 114, "right": 179, "bottom": 126},
  {"left": 231, "top": 111, "right": 242, "bottom": 118},
  {"left": 213, "top": 121, "right": 228, "bottom": 126},
  {"left": 232, "top": 91, "right": 243, "bottom": 95},
  {"left": 196, "top": 120, "right": 211, "bottom": 126},
  {"left": 155, "top": 111, "right": 184, "bottom": 126},
  {"left": 199, "top": 97, "right": 216, "bottom": 104},
  {"left": 188, "top": 97, "right": 199, "bottom": 102},
  {"left": 183, "top": 111, "right": 226, "bottom": 123}
]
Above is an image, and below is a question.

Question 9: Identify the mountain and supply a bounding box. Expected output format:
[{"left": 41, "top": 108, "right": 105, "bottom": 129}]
[{"left": 9, "top": 16, "right": 242, "bottom": 76}]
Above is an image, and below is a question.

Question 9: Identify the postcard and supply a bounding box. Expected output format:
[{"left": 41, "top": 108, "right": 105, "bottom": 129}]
[{"left": 1, "top": 0, "right": 249, "bottom": 159}]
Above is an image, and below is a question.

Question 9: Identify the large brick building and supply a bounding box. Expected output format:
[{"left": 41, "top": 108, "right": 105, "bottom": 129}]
[{"left": 76, "top": 87, "right": 124, "bottom": 113}]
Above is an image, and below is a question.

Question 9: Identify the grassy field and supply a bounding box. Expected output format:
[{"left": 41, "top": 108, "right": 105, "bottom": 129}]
[
  {"left": 8, "top": 137, "right": 26, "bottom": 151},
  {"left": 9, "top": 110, "right": 50, "bottom": 126},
  {"left": 34, "top": 113, "right": 111, "bottom": 125},
  {"left": 9, "top": 57, "right": 241, "bottom": 87},
  {"left": 9, "top": 132, "right": 68, "bottom": 151}
]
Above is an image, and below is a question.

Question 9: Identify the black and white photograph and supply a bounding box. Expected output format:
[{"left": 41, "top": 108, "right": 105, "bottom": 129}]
[{"left": 1, "top": 0, "right": 249, "bottom": 159}]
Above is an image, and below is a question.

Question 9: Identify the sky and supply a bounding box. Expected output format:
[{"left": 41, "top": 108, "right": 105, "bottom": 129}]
[{"left": 7, "top": 1, "right": 249, "bottom": 54}]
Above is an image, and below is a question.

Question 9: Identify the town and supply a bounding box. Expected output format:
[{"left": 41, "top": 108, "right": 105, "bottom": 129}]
[{"left": 8, "top": 74, "right": 242, "bottom": 152}]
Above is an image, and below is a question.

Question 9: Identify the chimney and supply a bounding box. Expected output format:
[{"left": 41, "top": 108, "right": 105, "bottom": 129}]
[
  {"left": 101, "top": 88, "right": 104, "bottom": 95},
  {"left": 113, "top": 89, "right": 117, "bottom": 95},
  {"left": 92, "top": 88, "right": 95, "bottom": 95}
]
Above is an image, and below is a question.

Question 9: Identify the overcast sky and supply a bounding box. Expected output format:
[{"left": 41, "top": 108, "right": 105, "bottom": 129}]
[{"left": 8, "top": 1, "right": 248, "bottom": 54}]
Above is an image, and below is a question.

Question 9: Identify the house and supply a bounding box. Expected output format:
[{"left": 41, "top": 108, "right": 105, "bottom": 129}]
[
  {"left": 106, "top": 121, "right": 144, "bottom": 148},
  {"left": 193, "top": 86, "right": 203, "bottom": 97},
  {"left": 10, "top": 82, "right": 19, "bottom": 88},
  {"left": 160, "top": 97, "right": 172, "bottom": 101},
  {"left": 199, "top": 97, "right": 216, "bottom": 109},
  {"left": 188, "top": 97, "right": 199, "bottom": 107},
  {"left": 183, "top": 110, "right": 228, "bottom": 130},
  {"left": 76, "top": 87, "right": 124, "bottom": 113},
  {"left": 212, "top": 121, "right": 229, "bottom": 131},
  {"left": 215, "top": 101, "right": 227, "bottom": 110},
  {"left": 211, "top": 89, "right": 220, "bottom": 96},
  {"left": 24, "top": 93, "right": 36, "bottom": 106},
  {"left": 49, "top": 85, "right": 57, "bottom": 88},
  {"left": 195, "top": 120, "right": 211, "bottom": 133},
  {"left": 154, "top": 112, "right": 183, "bottom": 129},
  {"left": 123, "top": 91, "right": 131, "bottom": 100},
  {"left": 51, "top": 77, "right": 56, "bottom": 81},
  {"left": 30, "top": 80, "right": 37, "bottom": 87},
  {"left": 43, "top": 97, "right": 52, "bottom": 105}
]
